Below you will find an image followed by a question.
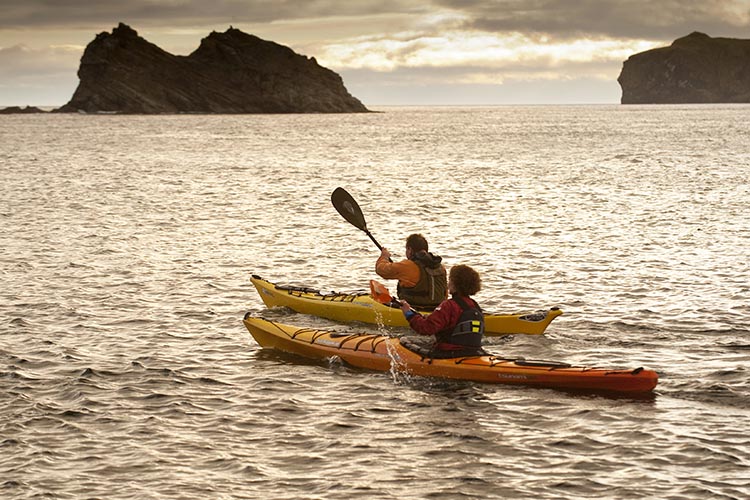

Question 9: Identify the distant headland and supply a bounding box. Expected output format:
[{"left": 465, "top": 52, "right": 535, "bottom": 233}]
[
  {"left": 3, "top": 23, "right": 369, "bottom": 114},
  {"left": 618, "top": 32, "right": 750, "bottom": 104},
  {"left": 0, "top": 106, "right": 46, "bottom": 114}
]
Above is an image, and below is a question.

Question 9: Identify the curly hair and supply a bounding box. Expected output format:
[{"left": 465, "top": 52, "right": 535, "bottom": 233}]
[{"left": 449, "top": 264, "right": 482, "bottom": 296}]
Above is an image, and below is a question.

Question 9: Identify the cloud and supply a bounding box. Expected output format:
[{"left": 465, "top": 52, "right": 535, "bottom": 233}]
[
  {"left": 434, "top": 0, "right": 750, "bottom": 40},
  {"left": 0, "top": 43, "right": 82, "bottom": 76},
  {"left": 0, "top": 0, "right": 427, "bottom": 29},
  {"left": 0, "top": 44, "right": 80, "bottom": 105},
  {"left": 340, "top": 67, "right": 622, "bottom": 104},
  {"left": 313, "top": 30, "right": 657, "bottom": 76},
  {"left": 2, "top": 0, "right": 748, "bottom": 40}
]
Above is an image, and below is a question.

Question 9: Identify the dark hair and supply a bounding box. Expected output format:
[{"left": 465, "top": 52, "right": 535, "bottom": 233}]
[
  {"left": 406, "top": 233, "right": 428, "bottom": 253},
  {"left": 449, "top": 265, "right": 481, "bottom": 296}
]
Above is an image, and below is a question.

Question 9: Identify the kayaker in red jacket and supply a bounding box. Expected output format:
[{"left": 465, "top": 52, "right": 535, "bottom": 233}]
[
  {"left": 399, "top": 264, "right": 485, "bottom": 357},
  {"left": 376, "top": 233, "right": 447, "bottom": 308}
]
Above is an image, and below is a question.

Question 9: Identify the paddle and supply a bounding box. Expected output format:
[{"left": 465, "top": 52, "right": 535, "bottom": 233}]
[
  {"left": 370, "top": 279, "right": 396, "bottom": 305},
  {"left": 331, "top": 187, "right": 384, "bottom": 251},
  {"left": 332, "top": 187, "right": 400, "bottom": 305},
  {"left": 370, "top": 279, "right": 410, "bottom": 310}
]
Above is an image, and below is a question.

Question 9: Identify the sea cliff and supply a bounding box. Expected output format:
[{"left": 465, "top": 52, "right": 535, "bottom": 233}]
[
  {"left": 618, "top": 32, "right": 750, "bottom": 104},
  {"left": 56, "top": 23, "right": 369, "bottom": 114}
]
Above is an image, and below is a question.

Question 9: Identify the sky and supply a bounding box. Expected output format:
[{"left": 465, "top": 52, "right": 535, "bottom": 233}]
[{"left": 1, "top": 0, "right": 749, "bottom": 107}]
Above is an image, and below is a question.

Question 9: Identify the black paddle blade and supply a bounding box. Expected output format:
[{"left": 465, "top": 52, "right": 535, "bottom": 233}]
[
  {"left": 331, "top": 187, "right": 367, "bottom": 231},
  {"left": 331, "top": 187, "right": 385, "bottom": 251}
]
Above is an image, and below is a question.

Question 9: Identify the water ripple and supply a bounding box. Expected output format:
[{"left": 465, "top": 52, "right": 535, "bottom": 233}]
[{"left": 1, "top": 106, "right": 748, "bottom": 499}]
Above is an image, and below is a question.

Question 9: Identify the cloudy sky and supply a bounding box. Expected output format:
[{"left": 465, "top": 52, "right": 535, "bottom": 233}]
[{"left": 1, "top": 0, "right": 749, "bottom": 106}]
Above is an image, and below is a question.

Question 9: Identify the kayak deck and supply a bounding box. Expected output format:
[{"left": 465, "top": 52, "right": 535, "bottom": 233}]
[
  {"left": 250, "top": 274, "right": 562, "bottom": 336},
  {"left": 242, "top": 315, "right": 658, "bottom": 394}
]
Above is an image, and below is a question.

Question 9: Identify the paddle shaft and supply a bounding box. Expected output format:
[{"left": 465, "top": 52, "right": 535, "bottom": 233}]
[{"left": 363, "top": 229, "right": 383, "bottom": 251}]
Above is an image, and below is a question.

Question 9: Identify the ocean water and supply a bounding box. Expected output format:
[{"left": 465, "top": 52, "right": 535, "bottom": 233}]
[{"left": 1, "top": 105, "right": 749, "bottom": 499}]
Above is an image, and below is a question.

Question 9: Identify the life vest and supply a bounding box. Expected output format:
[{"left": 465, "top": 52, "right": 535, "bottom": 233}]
[
  {"left": 396, "top": 251, "right": 447, "bottom": 307},
  {"left": 436, "top": 296, "right": 484, "bottom": 348}
]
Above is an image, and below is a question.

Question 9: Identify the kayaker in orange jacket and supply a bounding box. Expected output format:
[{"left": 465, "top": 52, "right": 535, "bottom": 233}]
[
  {"left": 375, "top": 233, "right": 447, "bottom": 308},
  {"left": 399, "top": 264, "right": 485, "bottom": 357}
]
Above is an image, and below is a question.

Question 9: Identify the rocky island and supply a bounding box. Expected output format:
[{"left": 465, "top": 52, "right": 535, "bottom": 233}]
[
  {"left": 0, "top": 106, "right": 47, "bottom": 114},
  {"left": 55, "top": 23, "right": 369, "bottom": 114},
  {"left": 618, "top": 32, "right": 750, "bottom": 104}
]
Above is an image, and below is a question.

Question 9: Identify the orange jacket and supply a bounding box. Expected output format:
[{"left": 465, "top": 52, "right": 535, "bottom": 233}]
[{"left": 375, "top": 255, "right": 420, "bottom": 287}]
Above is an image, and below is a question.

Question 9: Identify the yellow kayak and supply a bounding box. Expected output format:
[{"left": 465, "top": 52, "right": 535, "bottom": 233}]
[
  {"left": 250, "top": 274, "right": 562, "bottom": 336},
  {"left": 243, "top": 315, "right": 658, "bottom": 394}
]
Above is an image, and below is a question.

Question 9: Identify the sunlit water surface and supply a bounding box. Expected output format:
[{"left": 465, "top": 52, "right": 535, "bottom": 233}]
[{"left": 1, "top": 106, "right": 749, "bottom": 499}]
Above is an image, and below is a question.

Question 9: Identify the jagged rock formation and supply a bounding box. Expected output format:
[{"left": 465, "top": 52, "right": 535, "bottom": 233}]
[
  {"left": 56, "top": 23, "right": 369, "bottom": 114},
  {"left": 0, "top": 106, "right": 46, "bottom": 114},
  {"left": 618, "top": 32, "right": 750, "bottom": 104}
]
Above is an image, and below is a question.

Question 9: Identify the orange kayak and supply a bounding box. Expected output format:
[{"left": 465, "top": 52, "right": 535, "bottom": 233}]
[{"left": 242, "top": 315, "right": 658, "bottom": 394}]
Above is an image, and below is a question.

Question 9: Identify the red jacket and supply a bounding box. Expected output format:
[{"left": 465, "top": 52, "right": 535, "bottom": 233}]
[{"left": 406, "top": 296, "right": 480, "bottom": 350}]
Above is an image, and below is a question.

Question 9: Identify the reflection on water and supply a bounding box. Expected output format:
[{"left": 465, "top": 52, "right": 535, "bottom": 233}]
[{"left": 1, "top": 105, "right": 748, "bottom": 499}]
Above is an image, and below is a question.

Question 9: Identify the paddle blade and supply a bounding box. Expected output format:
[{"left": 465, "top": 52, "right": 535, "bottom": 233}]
[
  {"left": 331, "top": 187, "right": 368, "bottom": 231},
  {"left": 369, "top": 280, "right": 393, "bottom": 304}
]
